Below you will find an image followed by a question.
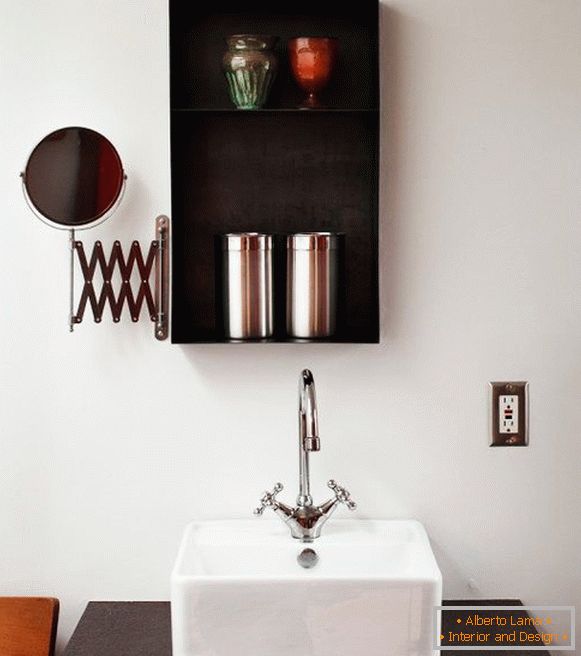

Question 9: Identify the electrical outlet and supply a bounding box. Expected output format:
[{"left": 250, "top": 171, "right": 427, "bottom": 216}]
[
  {"left": 490, "top": 382, "right": 528, "bottom": 446},
  {"left": 499, "top": 394, "right": 518, "bottom": 433}
]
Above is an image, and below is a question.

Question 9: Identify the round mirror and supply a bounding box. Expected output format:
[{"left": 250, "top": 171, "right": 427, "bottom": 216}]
[{"left": 22, "top": 127, "right": 125, "bottom": 230}]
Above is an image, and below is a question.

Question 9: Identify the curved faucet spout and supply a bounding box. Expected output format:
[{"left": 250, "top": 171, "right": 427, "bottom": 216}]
[
  {"left": 300, "top": 369, "right": 320, "bottom": 451},
  {"left": 298, "top": 369, "right": 320, "bottom": 507}
]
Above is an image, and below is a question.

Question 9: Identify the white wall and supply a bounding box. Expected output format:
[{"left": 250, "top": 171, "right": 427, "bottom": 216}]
[{"left": 1, "top": 0, "right": 580, "bottom": 653}]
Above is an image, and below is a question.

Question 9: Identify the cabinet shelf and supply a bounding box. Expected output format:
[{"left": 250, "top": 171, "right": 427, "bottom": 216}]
[
  {"left": 169, "top": 0, "right": 380, "bottom": 344},
  {"left": 173, "top": 337, "right": 380, "bottom": 345},
  {"left": 172, "top": 108, "right": 379, "bottom": 114}
]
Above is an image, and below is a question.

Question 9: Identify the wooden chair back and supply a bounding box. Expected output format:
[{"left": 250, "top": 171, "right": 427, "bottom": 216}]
[{"left": 0, "top": 597, "right": 59, "bottom": 656}]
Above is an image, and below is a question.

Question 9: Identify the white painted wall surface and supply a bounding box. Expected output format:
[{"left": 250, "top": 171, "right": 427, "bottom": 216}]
[{"left": 1, "top": 0, "right": 580, "bottom": 652}]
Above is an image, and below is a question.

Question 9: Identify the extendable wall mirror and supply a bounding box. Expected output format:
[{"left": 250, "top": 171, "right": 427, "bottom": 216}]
[{"left": 21, "top": 127, "right": 169, "bottom": 339}]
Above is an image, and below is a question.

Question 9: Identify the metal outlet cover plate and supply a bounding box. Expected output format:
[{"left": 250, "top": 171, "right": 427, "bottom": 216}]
[{"left": 489, "top": 381, "right": 529, "bottom": 447}]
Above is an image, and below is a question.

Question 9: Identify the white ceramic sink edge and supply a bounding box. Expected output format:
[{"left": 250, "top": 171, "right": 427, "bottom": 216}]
[{"left": 173, "top": 519, "right": 440, "bottom": 582}]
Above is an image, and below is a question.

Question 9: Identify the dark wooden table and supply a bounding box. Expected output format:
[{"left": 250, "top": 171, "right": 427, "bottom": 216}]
[{"left": 63, "top": 600, "right": 550, "bottom": 656}]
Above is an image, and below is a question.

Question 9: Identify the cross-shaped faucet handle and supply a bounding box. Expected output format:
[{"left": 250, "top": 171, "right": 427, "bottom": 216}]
[
  {"left": 328, "top": 480, "right": 357, "bottom": 510},
  {"left": 254, "top": 483, "right": 284, "bottom": 516}
]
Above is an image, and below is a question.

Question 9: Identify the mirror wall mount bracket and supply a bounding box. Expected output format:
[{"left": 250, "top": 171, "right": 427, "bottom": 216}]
[
  {"left": 69, "top": 215, "right": 170, "bottom": 341},
  {"left": 154, "top": 215, "right": 170, "bottom": 341}
]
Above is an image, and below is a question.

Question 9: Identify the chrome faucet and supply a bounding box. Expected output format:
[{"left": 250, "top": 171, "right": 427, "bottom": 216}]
[
  {"left": 298, "top": 368, "right": 319, "bottom": 507},
  {"left": 254, "top": 368, "right": 356, "bottom": 542}
]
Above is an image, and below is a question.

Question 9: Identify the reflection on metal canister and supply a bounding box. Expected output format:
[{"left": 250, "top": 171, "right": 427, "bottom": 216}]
[
  {"left": 222, "top": 233, "right": 273, "bottom": 340},
  {"left": 287, "top": 232, "right": 339, "bottom": 338}
]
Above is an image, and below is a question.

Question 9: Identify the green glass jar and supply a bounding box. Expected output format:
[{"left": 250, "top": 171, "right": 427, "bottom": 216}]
[{"left": 222, "top": 35, "right": 278, "bottom": 110}]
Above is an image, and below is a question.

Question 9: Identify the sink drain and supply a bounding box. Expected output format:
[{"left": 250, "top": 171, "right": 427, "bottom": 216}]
[{"left": 297, "top": 548, "right": 319, "bottom": 569}]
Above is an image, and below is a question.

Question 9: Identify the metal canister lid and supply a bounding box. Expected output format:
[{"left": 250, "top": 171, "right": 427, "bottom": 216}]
[
  {"left": 288, "top": 232, "right": 340, "bottom": 251},
  {"left": 222, "top": 232, "right": 273, "bottom": 251}
]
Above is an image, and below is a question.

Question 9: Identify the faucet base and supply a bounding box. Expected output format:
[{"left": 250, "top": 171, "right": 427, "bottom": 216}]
[
  {"left": 256, "top": 480, "right": 356, "bottom": 542},
  {"left": 284, "top": 500, "right": 340, "bottom": 541}
]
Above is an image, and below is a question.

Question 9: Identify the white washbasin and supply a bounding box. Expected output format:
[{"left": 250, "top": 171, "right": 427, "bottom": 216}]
[{"left": 171, "top": 519, "right": 442, "bottom": 656}]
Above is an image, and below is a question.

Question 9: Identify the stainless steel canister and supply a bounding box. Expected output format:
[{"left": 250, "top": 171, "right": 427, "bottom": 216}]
[
  {"left": 287, "top": 232, "right": 339, "bottom": 338},
  {"left": 222, "top": 233, "right": 273, "bottom": 339}
]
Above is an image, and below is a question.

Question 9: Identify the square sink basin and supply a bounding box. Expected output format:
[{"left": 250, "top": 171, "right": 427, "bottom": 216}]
[{"left": 171, "top": 519, "right": 442, "bottom": 656}]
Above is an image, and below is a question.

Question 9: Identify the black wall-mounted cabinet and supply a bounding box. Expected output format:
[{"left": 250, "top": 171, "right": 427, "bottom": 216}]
[{"left": 170, "top": 0, "right": 380, "bottom": 343}]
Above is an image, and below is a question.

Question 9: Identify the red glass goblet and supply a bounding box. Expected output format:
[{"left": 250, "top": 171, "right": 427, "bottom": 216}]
[{"left": 288, "top": 37, "right": 338, "bottom": 109}]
